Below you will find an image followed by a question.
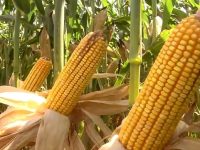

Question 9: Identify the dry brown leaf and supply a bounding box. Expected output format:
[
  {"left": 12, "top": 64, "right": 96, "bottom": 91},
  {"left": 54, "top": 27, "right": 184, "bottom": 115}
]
[
  {"left": 187, "top": 121, "right": 200, "bottom": 132},
  {"left": 118, "top": 40, "right": 128, "bottom": 62},
  {"left": 0, "top": 109, "right": 38, "bottom": 137},
  {"left": 0, "top": 114, "right": 41, "bottom": 149},
  {"left": 82, "top": 110, "right": 112, "bottom": 137},
  {"left": 93, "top": 9, "right": 107, "bottom": 31},
  {"left": 39, "top": 27, "right": 51, "bottom": 59},
  {"left": 80, "top": 85, "right": 128, "bottom": 101},
  {"left": 79, "top": 100, "right": 128, "bottom": 115},
  {"left": 0, "top": 123, "right": 24, "bottom": 138},
  {"left": 165, "top": 137, "right": 200, "bottom": 150},
  {"left": 92, "top": 73, "right": 121, "bottom": 79},
  {"left": 30, "top": 146, "right": 35, "bottom": 150},
  {"left": 37, "top": 85, "right": 128, "bottom": 101},
  {"left": 0, "top": 132, "right": 17, "bottom": 149},
  {"left": 169, "top": 121, "right": 189, "bottom": 144},
  {"left": 35, "top": 109, "right": 70, "bottom": 150},
  {"left": 5, "top": 123, "right": 38, "bottom": 150},
  {"left": 85, "top": 117, "right": 104, "bottom": 148},
  {"left": 8, "top": 74, "right": 24, "bottom": 87},
  {"left": 182, "top": 94, "right": 197, "bottom": 124},
  {"left": 106, "top": 60, "right": 119, "bottom": 73},
  {"left": 65, "top": 131, "right": 86, "bottom": 150},
  {"left": 69, "top": 109, "right": 85, "bottom": 123}
]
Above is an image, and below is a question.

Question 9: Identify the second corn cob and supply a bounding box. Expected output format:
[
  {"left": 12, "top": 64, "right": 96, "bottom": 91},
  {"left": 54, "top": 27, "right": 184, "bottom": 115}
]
[
  {"left": 46, "top": 31, "right": 107, "bottom": 115},
  {"left": 119, "top": 13, "right": 200, "bottom": 150},
  {"left": 21, "top": 57, "right": 52, "bottom": 92}
]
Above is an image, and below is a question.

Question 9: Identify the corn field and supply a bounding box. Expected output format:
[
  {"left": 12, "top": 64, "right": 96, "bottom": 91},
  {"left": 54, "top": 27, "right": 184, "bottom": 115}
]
[{"left": 0, "top": 0, "right": 200, "bottom": 150}]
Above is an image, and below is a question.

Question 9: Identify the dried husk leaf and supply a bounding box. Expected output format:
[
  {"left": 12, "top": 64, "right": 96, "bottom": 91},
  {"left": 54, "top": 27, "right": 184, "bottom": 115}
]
[
  {"left": 84, "top": 117, "right": 104, "bottom": 148},
  {"left": 106, "top": 60, "right": 119, "bottom": 73},
  {"left": 169, "top": 121, "right": 189, "bottom": 143},
  {"left": 82, "top": 110, "right": 112, "bottom": 136},
  {"left": 79, "top": 100, "right": 128, "bottom": 115},
  {"left": 118, "top": 40, "right": 128, "bottom": 62},
  {"left": 187, "top": 121, "right": 200, "bottom": 133},
  {"left": 0, "top": 132, "right": 17, "bottom": 149},
  {"left": 0, "top": 115, "right": 41, "bottom": 149},
  {"left": 93, "top": 9, "right": 107, "bottom": 31},
  {"left": 35, "top": 109, "right": 70, "bottom": 150},
  {"left": 65, "top": 131, "right": 86, "bottom": 150},
  {"left": 92, "top": 73, "right": 121, "bottom": 79},
  {"left": 39, "top": 27, "right": 51, "bottom": 59},
  {"left": 98, "top": 135, "right": 125, "bottom": 150},
  {"left": 37, "top": 85, "right": 128, "bottom": 101},
  {"left": 182, "top": 93, "right": 197, "bottom": 124},
  {"left": 5, "top": 122, "right": 38, "bottom": 150},
  {"left": 80, "top": 85, "right": 128, "bottom": 101},
  {"left": 165, "top": 137, "right": 200, "bottom": 150},
  {"left": 9, "top": 75, "right": 24, "bottom": 87}
]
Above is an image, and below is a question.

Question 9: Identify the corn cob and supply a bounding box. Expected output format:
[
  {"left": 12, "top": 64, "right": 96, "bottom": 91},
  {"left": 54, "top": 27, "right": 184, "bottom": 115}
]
[
  {"left": 21, "top": 57, "right": 52, "bottom": 92},
  {"left": 119, "top": 14, "right": 200, "bottom": 150},
  {"left": 46, "top": 31, "right": 107, "bottom": 115}
]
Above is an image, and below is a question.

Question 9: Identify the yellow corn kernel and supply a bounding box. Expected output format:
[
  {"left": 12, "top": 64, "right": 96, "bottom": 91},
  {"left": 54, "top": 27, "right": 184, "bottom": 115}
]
[
  {"left": 46, "top": 31, "right": 107, "bottom": 115},
  {"left": 119, "top": 14, "right": 200, "bottom": 150},
  {"left": 21, "top": 57, "right": 52, "bottom": 92}
]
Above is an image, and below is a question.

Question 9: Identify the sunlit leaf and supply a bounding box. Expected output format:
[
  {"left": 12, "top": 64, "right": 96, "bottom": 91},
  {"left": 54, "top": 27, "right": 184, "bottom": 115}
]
[
  {"left": 101, "top": 0, "right": 109, "bottom": 7},
  {"left": 162, "top": 0, "right": 176, "bottom": 30},
  {"left": 35, "top": 0, "right": 45, "bottom": 15},
  {"left": 114, "top": 61, "right": 129, "bottom": 86},
  {"left": 150, "top": 29, "right": 171, "bottom": 56},
  {"left": 188, "top": 0, "right": 200, "bottom": 7},
  {"left": 173, "top": 8, "right": 187, "bottom": 21},
  {"left": 0, "top": 92, "right": 46, "bottom": 112}
]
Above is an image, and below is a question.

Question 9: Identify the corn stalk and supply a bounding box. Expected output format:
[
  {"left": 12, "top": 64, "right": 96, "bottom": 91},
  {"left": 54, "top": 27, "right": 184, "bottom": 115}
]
[
  {"left": 129, "top": 0, "right": 142, "bottom": 105},
  {"left": 13, "top": 9, "right": 21, "bottom": 87},
  {"left": 152, "top": 0, "right": 157, "bottom": 42},
  {"left": 53, "top": 0, "right": 65, "bottom": 78}
]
